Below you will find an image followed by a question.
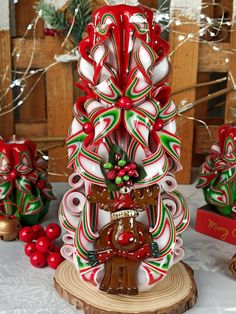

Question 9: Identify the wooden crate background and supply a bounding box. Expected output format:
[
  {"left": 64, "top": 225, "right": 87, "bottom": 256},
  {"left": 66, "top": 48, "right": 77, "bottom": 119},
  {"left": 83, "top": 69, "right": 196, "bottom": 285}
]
[
  {"left": 0, "top": 0, "right": 235, "bottom": 183},
  {"left": 1, "top": 0, "right": 74, "bottom": 182},
  {"left": 170, "top": 0, "right": 235, "bottom": 183}
]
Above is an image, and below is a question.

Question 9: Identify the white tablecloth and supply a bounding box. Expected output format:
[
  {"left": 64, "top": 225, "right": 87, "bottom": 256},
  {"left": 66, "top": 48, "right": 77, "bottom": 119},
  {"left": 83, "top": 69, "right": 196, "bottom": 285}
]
[{"left": 0, "top": 183, "right": 235, "bottom": 314}]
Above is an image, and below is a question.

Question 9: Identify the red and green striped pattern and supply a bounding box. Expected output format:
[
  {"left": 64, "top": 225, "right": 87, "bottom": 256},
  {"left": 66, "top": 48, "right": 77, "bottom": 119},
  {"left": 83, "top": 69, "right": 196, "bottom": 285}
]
[
  {"left": 150, "top": 196, "right": 176, "bottom": 258},
  {"left": 93, "top": 77, "right": 122, "bottom": 104},
  {"left": 93, "top": 107, "right": 121, "bottom": 144},
  {"left": 76, "top": 146, "right": 106, "bottom": 185}
]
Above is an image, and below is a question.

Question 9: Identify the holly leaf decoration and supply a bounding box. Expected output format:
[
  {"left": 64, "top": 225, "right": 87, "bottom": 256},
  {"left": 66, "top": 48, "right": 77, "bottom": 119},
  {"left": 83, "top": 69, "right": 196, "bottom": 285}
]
[
  {"left": 105, "top": 180, "right": 119, "bottom": 192},
  {"left": 136, "top": 164, "right": 147, "bottom": 182},
  {"left": 35, "top": 0, "right": 92, "bottom": 46}
]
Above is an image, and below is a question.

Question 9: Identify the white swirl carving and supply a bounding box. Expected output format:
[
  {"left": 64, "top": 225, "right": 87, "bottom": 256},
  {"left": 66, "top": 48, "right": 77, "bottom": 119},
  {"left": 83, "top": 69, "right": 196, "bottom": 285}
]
[
  {"left": 68, "top": 172, "right": 84, "bottom": 189},
  {"left": 60, "top": 244, "right": 74, "bottom": 263},
  {"left": 173, "top": 236, "right": 184, "bottom": 264},
  {"left": 159, "top": 174, "right": 177, "bottom": 192},
  {"left": 162, "top": 192, "right": 182, "bottom": 219},
  {"left": 62, "top": 233, "right": 74, "bottom": 245},
  {"left": 63, "top": 190, "right": 86, "bottom": 216}
]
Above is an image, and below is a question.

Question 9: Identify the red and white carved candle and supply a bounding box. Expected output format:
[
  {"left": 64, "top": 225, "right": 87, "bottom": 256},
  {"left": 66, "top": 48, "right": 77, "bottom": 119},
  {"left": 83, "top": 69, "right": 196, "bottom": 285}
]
[
  {"left": 0, "top": 136, "right": 54, "bottom": 225},
  {"left": 59, "top": 4, "right": 190, "bottom": 292}
]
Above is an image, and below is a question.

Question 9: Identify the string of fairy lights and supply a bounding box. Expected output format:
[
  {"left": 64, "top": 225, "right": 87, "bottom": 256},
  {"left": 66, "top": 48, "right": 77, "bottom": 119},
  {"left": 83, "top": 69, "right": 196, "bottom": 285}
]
[{"left": 0, "top": 0, "right": 235, "bottom": 176}]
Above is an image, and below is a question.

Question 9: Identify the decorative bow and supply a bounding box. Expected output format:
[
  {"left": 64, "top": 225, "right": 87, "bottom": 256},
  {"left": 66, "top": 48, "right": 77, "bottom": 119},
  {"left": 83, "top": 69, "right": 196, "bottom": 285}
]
[
  {"left": 67, "top": 87, "right": 181, "bottom": 187},
  {"left": 196, "top": 125, "right": 236, "bottom": 216}
]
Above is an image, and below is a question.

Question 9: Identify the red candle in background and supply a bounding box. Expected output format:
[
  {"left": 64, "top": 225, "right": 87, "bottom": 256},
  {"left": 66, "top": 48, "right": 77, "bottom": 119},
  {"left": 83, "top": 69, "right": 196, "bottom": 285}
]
[
  {"left": 196, "top": 123, "right": 236, "bottom": 217},
  {"left": 0, "top": 136, "right": 55, "bottom": 229},
  {"left": 218, "top": 124, "right": 236, "bottom": 158},
  {"left": 0, "top": 137, "right": 36, "bottom": 176}
]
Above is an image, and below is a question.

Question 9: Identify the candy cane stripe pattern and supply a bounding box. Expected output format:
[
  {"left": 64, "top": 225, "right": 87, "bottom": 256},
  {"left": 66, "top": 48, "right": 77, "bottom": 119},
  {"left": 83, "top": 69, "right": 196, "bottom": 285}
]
[{"left": 59, "top": 4, "right": 190, "bottom": 294}]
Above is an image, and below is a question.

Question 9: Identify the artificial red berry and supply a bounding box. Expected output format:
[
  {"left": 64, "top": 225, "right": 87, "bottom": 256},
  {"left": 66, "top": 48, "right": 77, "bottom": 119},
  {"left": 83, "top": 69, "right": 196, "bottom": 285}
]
[
  {"left": 37, "top": 180, "right": 45, "bottom": 189},
  {"left": 106, "top": 170, "right": 117, "bottom": 180},
  {"left": 9, "top": 170, "right": 17, "bottom": 179},
  {"left": 30, "top": 251, "right": 47, "bottom": 268},
  {"left": 153, "top": 118, "right": 165, "bottom": 131},
  {"left": 48, "top": 29, "right": 56, "bottom": 36},
  {"left": 32, "top": 224, "right": 45, "bottom": 240},
  {"left": 115, "top": 153, "right": 122, "bottom": 161},
  {"left": 43, "top": 28, "right": 50, "bottom": 36},
  {"left": 114, "top": 165, "right": 121, "bottom": 171},
  {"left": 48, "top": 243, "right": 60, "bottom": 253},
  {"left": 127, "top": 180, "right": 134, "bottom": 187},
  {"left": 19, "top": 227, "right": 35, "bottom": 243},
  {"left": 129, "top": 162, "right": 137, "bottom": 170},
  {"left": 118, "top": 169, "right": 126, "bottom": 177},
  {"left": 24, "top": 242, "right": 37, "bottom": 257},
  {"left": 36, "top": 236, "right": 52, "bottom": 253},
  {"left": 117, "top": 96, "right": 133, "bottom": 110},
  {"left": 47, "top": 252, "right": 64, "bottom": 269},
  {"left": 45, "top": 223, "right": 61, "bottom": 240},
  {"left": 128, "top": 170, "right": 135, "bottom": 176},
  {"left": 124, "top": 165, "right": 131, "bottom": 172},
  {"left": 83, "top": 122, "right": 94, "bottom": 134}
]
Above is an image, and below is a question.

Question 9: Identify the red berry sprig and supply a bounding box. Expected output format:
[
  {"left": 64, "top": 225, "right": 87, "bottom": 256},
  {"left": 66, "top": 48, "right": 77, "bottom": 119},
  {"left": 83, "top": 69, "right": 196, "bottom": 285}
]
[
  {"left": 19, "top": 223, "right": 64, "bottom": 269},
  {"left": 103, "top": 153, "right": 139, "bottom": 188},
  {"left": 43, "top": 28, "right": 57, "bottom": 36}
]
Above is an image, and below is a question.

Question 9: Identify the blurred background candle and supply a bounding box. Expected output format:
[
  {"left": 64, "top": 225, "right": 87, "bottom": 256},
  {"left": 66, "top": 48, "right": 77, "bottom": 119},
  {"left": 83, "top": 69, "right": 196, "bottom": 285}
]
[
  {"left": 196, "top": 124, "right": 236, "bottom": 216},
  {"left": 0, "top": 136, "right": 55, "bottom": 230}
]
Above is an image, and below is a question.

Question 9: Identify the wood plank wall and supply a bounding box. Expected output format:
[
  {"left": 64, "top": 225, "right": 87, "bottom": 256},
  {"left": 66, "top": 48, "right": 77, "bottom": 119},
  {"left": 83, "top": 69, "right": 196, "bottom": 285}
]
[
  {"left": 0, "top": 0, "right": 73, "bottom": 181},
  {"left": 0, "top": 0, "right": 13, "bottom": 137},
  {"left": 226, "top": 0, "right": 236, "bottom": 122},
  {"left": 169, "top": 0, "right": 200, "bottom": 183}
]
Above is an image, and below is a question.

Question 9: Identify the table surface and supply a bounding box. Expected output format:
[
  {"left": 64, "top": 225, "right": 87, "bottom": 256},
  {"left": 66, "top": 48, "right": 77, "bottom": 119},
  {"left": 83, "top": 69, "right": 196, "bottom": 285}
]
[{"left": 0, "top": 183, "right": 235, "bottom": 314}]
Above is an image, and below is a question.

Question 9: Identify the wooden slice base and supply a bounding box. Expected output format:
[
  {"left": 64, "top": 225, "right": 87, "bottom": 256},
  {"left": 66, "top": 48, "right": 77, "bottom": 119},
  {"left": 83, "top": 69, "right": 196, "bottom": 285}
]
[{"left": 54, "top": 261, "right": 197, "bottom": 314}]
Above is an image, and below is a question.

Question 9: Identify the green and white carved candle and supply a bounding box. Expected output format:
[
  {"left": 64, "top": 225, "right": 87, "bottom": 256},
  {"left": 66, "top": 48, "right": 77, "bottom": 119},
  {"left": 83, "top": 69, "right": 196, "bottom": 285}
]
[
  {"left": 0, "top": 137, "right": 55, "bottom": 226},
  {"left": 197, "top": 124, "right": 236, "bottom": 216},
  {"left": 59, "top": 4, "right": 190, "bottom": 294}
]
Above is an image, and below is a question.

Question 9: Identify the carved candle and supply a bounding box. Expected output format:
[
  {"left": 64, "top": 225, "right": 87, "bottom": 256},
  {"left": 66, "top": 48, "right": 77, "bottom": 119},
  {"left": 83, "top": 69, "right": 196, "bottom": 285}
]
[
  {"left": 197, "top": 124, "right": 236, "bottom": 216},
  {"left": 0, "top": 136, "right": 55, "bottom": 226},
  {"left": 59, "top": 4, "right": 190, "bottom": 295}
]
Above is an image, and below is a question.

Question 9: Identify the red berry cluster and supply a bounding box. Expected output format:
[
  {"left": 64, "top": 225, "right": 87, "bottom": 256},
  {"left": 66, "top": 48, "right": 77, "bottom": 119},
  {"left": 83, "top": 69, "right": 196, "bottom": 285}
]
[
  {"left": 43, "top": 28, "right": 57, "bottom": 36},
  {"left": 103, "top": 153, "right": 139, "bottom": 188},
  {"left": 19, "top": 223, "right": 64, "bottom": 269}
]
